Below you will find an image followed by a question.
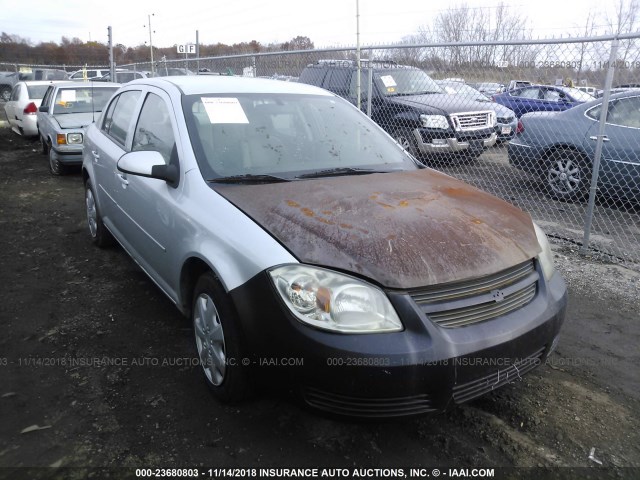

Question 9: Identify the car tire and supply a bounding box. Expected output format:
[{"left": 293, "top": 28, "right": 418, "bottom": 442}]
[
  {"left": 85, "top": 179, "right": 114, "bottom": 248},
  {"left": 192, "top": 272, "right": 252, "bottom": 403},
  {"left": 49, "top": 148, "right": 66, "bottom": 176},
  {"left": 545, "top": 149, "right": 590, "bottom": 201},
  {"left": 0, "top": 86, "right": 10, "bottom": 102},
  {"left": 392, "top": 128, "right": 420, "bottom": 158}
]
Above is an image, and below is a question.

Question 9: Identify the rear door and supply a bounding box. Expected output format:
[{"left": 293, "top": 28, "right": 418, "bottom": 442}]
[{"left": 88, "top": 89, "right": 143, "bottom": 223}]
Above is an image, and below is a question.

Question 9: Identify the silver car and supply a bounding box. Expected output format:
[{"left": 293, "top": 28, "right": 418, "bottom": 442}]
[
  {"left": 82, "top": 76, "right": 566, "bottom": 417},
  {"left": 37, "top": 81, "right": 120, "bottom": 175}
]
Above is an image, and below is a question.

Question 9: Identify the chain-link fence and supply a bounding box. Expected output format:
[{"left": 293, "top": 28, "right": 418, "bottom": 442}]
[{"left": 3, "top": 34, "right": 640, "bottom": 268}]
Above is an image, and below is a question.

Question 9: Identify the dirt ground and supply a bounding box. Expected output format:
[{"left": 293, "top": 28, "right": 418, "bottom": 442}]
[{"left": 0, "top": 124, "right": 639, "bottom": 479}]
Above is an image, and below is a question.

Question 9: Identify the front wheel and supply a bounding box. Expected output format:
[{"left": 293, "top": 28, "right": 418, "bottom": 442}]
[
  {"left": 192, "top": 272, "right": 252, "bottom": 403},
  {"left": 545, "top": 149, "right": 590, "bottom": 201},
  {"left": 49, "top": 149, "right": 66, "bottom": 176},
  {"left": 392, "top": 128, "right": 419, "bottom": 158}
]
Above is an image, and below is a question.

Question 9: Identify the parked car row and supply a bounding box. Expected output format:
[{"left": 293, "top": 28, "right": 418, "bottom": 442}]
[
  {"left": 6, "top": 70, "right": 638, "bottom": 418},
  {"left": 1, "top": 70, "right": 574, "bottom": 417}
]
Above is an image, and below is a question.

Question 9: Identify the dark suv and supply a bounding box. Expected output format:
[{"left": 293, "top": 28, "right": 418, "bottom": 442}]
[{"left": 299, "top": 60, "right": 497, "bottom": 162}]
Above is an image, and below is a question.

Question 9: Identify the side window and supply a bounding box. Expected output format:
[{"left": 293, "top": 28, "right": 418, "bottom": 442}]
[
  {"left": 543, "top": 89, "right": 562, "bottom": 101},
  {"left": 132, "top": 93, "right": 176, "bottom": 163},
  {"left": 348, "top": 71, "right": 372, "bottom": 98},
  {"left": 608, "top": 97, "right": 640, "bottom": 128},
  {"left": 102, "top": 90, "right": 141, "bottom": 147},
  {"left": 586, "top": 104, "right": 601, "bottom": 121},
  {"left": 40, "top": 86, "right": 54, "bottom": 109},
  {"left": 298, "top": 67, "right": 326, "bottom": 86},
  {"left": 10, "top": 84, "right": 21, "bottom": 101},
  {"left": 518, "top": 87, "right": 541, "bottom": 99},
  {"left": 325, "top": 69, "right": 351, "bottom": 94}
]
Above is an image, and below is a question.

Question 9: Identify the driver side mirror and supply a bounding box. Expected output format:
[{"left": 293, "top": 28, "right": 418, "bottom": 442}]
[{"left": 117, "top": 150, "right": 179, "bottom": 187}]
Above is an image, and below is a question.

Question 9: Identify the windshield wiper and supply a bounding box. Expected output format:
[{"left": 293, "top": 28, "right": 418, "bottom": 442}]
[
  {"left": 207, "top": 174, "right": 291, "bottom": 184},
  {"left": 296, "top": 167, "right": 389, "bottom": 179}
]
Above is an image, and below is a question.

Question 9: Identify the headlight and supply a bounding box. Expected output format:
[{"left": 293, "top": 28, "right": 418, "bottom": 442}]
[
  {"left": 67, "top": 133, "right": 83, "bottom": 144},
  {"left": 269, "top": 265, "right": 403, "bottom": 334},
  {"left": 420, "top": 114, "right": 449, "bottom": 129},
  {"left": 489, "top": 111, "right": 497, "bottom": 127},
  {"left": 533, "top": 223, "right": 555, "bottom": 281}
]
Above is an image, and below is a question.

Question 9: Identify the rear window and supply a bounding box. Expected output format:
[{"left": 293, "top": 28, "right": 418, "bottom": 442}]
[
  {"left": 26, "top": 85, "right": 50, "bottom": 99},
  {"left": 298, "top": 67, "right": 327, "bottom": 87}
]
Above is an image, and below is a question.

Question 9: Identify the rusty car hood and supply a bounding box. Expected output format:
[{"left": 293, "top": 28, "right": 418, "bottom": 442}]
[{"left": 213, "top": 169, "right": 540, "bottom": 289}]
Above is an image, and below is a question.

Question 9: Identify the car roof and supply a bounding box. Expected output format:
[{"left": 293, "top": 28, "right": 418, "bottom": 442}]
[
  {"left": 20, "top": 80, "right": 66, "bottom": 86},
  {"left": 126, "top": 75, "right": 333, "bottom": 96},
  {"left": 50, "top": 81, "right": 121, "bottom": 88}
]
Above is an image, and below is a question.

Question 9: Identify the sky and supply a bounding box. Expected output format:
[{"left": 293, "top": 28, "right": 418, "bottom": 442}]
[{"left": 1, "top": 0, "right": 622, "bottom": 50}]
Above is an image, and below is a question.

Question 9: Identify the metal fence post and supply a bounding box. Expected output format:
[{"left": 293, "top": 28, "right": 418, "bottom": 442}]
[
  {"left": 366, "top": 49, "right": 373, "bottom": 117},
  {"left": 580, "top": 38, "right": 619, "bottom": 255}
]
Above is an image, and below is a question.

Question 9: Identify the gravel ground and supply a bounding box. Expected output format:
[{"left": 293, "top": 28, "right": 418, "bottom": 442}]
[{"left": 0, "top": 125, "right": 639, "bottom": 480}]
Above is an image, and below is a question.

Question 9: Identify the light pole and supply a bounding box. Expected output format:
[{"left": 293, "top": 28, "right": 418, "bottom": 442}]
[
  {"left": 356, "top": 0, "right": 361, "bottom": 110},
  {"left": 144, "top": 14, "right": 155, "bottom": 75}
]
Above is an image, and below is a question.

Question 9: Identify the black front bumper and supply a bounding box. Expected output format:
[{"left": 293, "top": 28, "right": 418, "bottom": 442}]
[{"left": 230, "top": 266, "right": 567, "bottom": 417}]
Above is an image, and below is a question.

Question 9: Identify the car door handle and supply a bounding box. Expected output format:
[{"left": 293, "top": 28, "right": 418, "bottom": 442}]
[
  {"left": 590, "top": 135, "right": 610, "bottom": 142},
  {"left": 117, "top": 173, "right": 129, "bottom": 187},
  {"left": 91, "top": 150, "right": 100, "bottom": 162}
]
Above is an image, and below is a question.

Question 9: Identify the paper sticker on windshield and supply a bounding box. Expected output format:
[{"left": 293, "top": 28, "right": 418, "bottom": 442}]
[
  {"left": 379, "top": 75, "right": 397, "bottom": 88},
  {"left": 201, "top": 97, "right": 249, "bottom": 124},
  {"left": 60, "top": 90, "right": 77, "bottom": 102}
]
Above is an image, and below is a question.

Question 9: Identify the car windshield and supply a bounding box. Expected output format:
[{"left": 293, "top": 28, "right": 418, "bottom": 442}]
[
  {"left": 183, "top": 93, "right": 418, "bottom": 181},
  {"left": 374, "top": 69, "right": 443, "bottom": 96},
  {"left": 439, "top": 82, "right": 487, "bottom": 101},
  {"left": 557, "top": 86, "right": 595, "bottom": 102},
  {"left": 52, "top": 87, "right": 119, "bottom": 114},
  {"left": 26, "top": 85, "right": 50, "bottom": 99}
]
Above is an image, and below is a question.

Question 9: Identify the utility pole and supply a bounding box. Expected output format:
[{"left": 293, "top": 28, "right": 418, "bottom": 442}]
[
  {"left": 196, "top": 30, "right": 200, "bottom": 73},
  {"left": 145, "top": 14, "right": 155, "bottom": 75},
  {"left": 356, "top": 0, "right": 361, "bottom": 110},
  {"left": 108, "top": 26, "right": 115, "bottom": 79}
]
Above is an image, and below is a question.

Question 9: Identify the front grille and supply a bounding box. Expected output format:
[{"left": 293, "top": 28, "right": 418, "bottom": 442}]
[
  {"left": 428, "top": 283, "right": 536, "bottom": 328},
  {"left": 409, "top": 260, "right": 538, "bottom": 328},
  {"left": 450, "top": 111, "right": 494, "bottom": 131},
  {"left": 303, "top": 387, "right": 436, "bottom": 417},
  {"left": 452, "top": 347, "right": 546, "bottom": 404}
]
